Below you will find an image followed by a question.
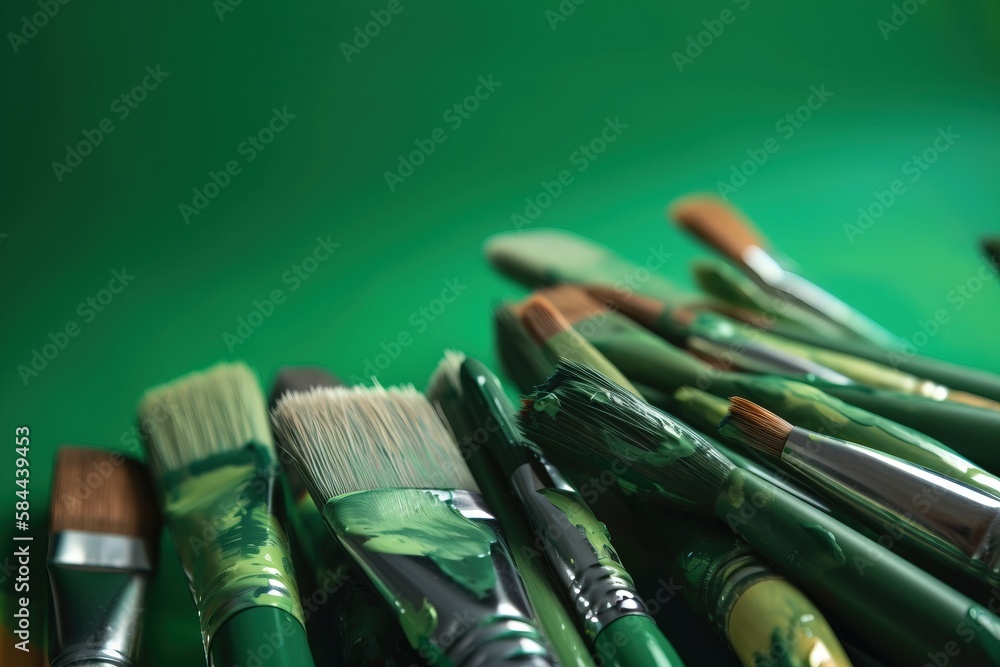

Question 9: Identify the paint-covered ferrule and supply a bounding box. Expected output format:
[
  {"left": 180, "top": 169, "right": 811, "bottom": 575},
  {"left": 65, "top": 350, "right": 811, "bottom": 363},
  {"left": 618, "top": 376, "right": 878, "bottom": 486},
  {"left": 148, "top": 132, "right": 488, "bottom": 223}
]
[
  {"left": 687, "top": 312, "right": 853, "bottom": 385},
  {"left": 323, "top": 487, "right": 557, "bottom": 667},
  {"left": 47, "top": 532, "right": 153, "bottom": 667},
  {"left": 160, "top": 442, "right": 305, "bottom": 659},
  {"left": 679, "top": 540, "right": 771, "bottom": 638},
  {"left": 510, "top": 463, "right": 647, "bottom": 640},
  {"left": 783, "top": 427, "right": 1000, "bottom": 578}
]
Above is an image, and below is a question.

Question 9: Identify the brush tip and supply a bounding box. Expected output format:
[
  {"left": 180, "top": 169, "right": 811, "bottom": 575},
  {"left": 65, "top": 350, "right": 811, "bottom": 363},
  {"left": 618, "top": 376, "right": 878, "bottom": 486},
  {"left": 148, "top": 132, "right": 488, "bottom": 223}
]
[
  {"left": 667, "top": 194, "right": 764, "bottom": 262},
  {"left": 723, "top": 397, "right": 791, "bottom": 457},
  {"left": 268, "top": 365, "right": 343, "bottom": 411},
  {"left": 50, "top": 446, "right": 160, "bottom": 547},
  {"left": 520, "top": 295, "right": 573, "bottom": 345}
]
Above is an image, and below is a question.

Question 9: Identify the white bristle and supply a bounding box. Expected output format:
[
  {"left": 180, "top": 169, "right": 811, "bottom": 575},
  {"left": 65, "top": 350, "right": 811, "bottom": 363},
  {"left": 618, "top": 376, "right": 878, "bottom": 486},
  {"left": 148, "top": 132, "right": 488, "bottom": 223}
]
[
  {"left": 271, "top": 385, "right": 479, "bottom": 504},
  {"left": 138, "top": 362, "right": 272, "bottom": 479},
  {"left": 426, "top": 350, "right": 467, "bottom": 401}
]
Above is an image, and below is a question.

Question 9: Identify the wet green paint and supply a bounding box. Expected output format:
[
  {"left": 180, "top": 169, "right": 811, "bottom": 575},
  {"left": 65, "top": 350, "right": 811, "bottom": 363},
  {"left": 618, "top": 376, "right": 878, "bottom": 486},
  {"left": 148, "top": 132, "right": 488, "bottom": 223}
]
[
  {"left": 161, "top": 443, "right": 305, "bottom": 652},
  {"left": 540, "top": 488, "right": 619, "bottom": 564},
  {"left": 324, "top": 488, "right": 497, "bottom": 599}
]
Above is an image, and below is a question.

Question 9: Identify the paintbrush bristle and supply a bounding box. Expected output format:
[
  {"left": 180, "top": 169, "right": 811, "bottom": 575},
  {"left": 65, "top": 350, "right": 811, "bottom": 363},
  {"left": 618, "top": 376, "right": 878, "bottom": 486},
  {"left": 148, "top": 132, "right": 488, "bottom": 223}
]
[
  {"left": 272, "top": 385, "right": 479, "bottom": 504},
  {"left": 518, "top": 360, "right": 735, "bottom": 513},
  {"left": 138, "top": 362, "right": 272, "bottom": 479},
  {"left": 535, "top": 285, "right": 606, "bottom": 326},
  {"left": 50, "top": 447, "right": 160, "bottom": 546},
  {"left": 427, "top": 350, "right": 467, "bottom": 402},
  {"left": 520, "top": 295, "right": 574, "bottom": 344},
  {"left": 668, "top": 195, "right": 765, "bottom": 264},
  {"left": 724, "top": 397, "right": 792, "bottom": 457}
]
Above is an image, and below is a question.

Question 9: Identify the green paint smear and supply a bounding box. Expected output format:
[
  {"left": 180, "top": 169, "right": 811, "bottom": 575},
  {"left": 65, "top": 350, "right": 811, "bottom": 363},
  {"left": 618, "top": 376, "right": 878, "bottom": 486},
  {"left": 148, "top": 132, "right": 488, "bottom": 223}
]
[
  {"left": 325, "top": 488, "right": 497, "bottom": 599},
  {"left": 163, "top": 443, "right": 304, "bottom": 648},
  {"left": 533, "top": 392, "right": 562, "bottom": 417}
]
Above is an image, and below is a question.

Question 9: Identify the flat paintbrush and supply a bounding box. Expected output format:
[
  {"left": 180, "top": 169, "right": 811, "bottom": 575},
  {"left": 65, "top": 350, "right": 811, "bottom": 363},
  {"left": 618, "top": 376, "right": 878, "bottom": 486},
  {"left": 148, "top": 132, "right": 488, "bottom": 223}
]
[
  {"left": 272, "top": 385, "right": 557, "bottom": 666},
  {"left": 268, "top": 366, "right": 421, "bottom": 667},
  {"left": 430, "top": 351, "right": 685, "bottom": 667},
  {"left": 139, "top": 362, "right": 313, "bottom": 667},
  {"left": 519, "top": 361, "right": 1000, "bottom": 667},
  {"left": 722, "top": 398, "right": 1000, "bottom": 590},
  {"left": 47, "top": 447, "right": 160, "bottom": 667}
]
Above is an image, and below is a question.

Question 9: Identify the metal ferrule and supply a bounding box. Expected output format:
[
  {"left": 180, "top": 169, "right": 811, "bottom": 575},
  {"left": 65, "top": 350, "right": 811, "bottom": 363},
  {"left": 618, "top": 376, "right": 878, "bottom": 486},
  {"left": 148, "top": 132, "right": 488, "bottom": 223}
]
[
  {"left": 47, "top": 531, "right": 153, "bottom": 667},
  {"left": 687, "top": 323, "right": 853, "bottom": 385},
  {"left": 783, "top": 427, "right": 1000, "bottom": 575},
  {"left": 511, "top": 463, "right": 647, "bottom": 639},
  {"left": 694, "top": 543, "right": 774, "bottom": 639},
  {"left": 741, "top": 245, "right": 902, "bottom": 347},
  {"left": 331, "top": 489, "right": 556, "bottom": 667}
]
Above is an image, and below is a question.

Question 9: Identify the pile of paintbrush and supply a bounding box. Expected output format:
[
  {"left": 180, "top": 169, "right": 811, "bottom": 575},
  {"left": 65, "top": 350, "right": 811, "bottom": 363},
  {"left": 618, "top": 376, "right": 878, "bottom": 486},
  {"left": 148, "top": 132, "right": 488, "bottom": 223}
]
[{"left": 485, "top": 194, "right": 1000, "bottom": 666}]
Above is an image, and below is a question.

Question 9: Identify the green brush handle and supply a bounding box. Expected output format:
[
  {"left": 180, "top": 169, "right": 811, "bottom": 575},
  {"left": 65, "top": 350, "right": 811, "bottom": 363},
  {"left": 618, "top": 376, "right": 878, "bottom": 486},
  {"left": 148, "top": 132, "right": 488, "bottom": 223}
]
[
  {"left": 210, "top": 607, "right": 314, "bottom": 667},
  {"left": 594, "top": 615, "right": 686, "bottom": 667},
  {"left": 717, "top": 469, "right": 1000, "bottom": 667}
]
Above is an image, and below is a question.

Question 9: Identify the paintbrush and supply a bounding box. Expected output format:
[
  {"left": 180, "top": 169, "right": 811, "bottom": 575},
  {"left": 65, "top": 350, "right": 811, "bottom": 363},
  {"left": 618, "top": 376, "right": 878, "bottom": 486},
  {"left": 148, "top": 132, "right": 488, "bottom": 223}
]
[
  {"left": 427, "top": 351, "right": 599, "bottom": 667},
  {"left": 691, "top": 257, "right": 1000, "bottom": 404},
  {"left": 138, "top": 362, "right": 313, "bottom": 667},
  {"left": 429, "top": 351, "right": 685, "bottom": 667},
  {"left": 494, "top": 300, "right": 556, "bottom": 392},
  {"left": 518, "top": 361, "right": 1000, "bottom": 667},
  {"left": 634, "top": 503, "right": 852, "bottom": 667},
  {"left": 47, "top": 447, "right": 160, "bottom": 667},
  {"left": 722, "top": 397, "right": 1000, "bottom": 590},
  {"left": 521, "top": 294, "right": 643, "bottom": 394},
  {"left": 268, "top": 366, "right": 422, "bottom": 667},
  {"left": 536, "top": 285, "right": 1000, "bottom": 495},
  {"left": 584, "top": 285, "right": 854, "bottom": 385},
  {"left": 668, "top": 195, "right": 904, "bottom": 348},
  {"left": 272, "top": 384, "right": 557, "bottom": 666}
]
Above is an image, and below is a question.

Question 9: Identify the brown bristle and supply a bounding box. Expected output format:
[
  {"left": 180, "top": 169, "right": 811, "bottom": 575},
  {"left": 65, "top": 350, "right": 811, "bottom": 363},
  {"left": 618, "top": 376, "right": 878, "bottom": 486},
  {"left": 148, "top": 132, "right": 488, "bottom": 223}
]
[
  {"left": 725, "top": 397, "right": 792, "bottom": 457},
  {"left": 520, "top": 295, "right": 574, "bottom": 344},
  {"left": 533, "top": 285, "right": 607, "bottom": 326},
  {"left": 50, "top": 447, "right": 160, "bottom": 545},
  {"left": 668, "top": 195, "right": 766, "bottom": 264},
  {"left": 582, "top": 285, "right": 666, "bottom": 327}
]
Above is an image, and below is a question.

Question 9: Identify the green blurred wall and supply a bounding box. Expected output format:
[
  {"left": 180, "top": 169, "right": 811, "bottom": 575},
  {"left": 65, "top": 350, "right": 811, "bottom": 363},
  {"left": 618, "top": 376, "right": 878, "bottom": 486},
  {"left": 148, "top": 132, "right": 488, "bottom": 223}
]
[{"left": 2, "top": 1, "right": 998, "bottom": 664}]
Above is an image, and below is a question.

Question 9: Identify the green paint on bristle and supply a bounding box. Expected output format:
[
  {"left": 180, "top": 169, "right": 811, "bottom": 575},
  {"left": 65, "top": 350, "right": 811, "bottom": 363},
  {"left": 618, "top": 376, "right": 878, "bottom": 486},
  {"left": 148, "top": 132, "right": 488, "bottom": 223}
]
[{"left": 519, "top": 360, "right": 735, "bottom": 514}]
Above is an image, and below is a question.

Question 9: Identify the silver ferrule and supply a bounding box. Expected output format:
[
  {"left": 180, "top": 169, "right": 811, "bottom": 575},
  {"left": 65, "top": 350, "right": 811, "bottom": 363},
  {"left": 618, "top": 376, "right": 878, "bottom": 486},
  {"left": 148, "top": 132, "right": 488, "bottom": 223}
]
[
  {"left": 48, "top": 532, "right": 153, "bottom": 667},
  {"left": 511, "top": 463, "right": 647, "bottom": 639},
  {"left": 783, "top": 427, "right": 1000, "bottom": 573}
]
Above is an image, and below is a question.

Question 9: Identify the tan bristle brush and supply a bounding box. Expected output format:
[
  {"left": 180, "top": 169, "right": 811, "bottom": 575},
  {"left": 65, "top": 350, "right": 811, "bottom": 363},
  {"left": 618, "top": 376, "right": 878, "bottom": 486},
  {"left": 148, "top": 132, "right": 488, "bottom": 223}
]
[
  {"left": 669, "top": 194, "right": 904, "bottom": 348},
  {"left": 47, "top": 447, "right": 160, "bottom": 667}
]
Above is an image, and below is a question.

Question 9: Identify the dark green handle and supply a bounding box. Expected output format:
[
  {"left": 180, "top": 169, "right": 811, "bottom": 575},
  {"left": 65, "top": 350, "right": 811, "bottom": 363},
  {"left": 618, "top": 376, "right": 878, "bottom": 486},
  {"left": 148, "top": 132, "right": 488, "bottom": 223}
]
[
  {"left": 594, "top": 615, "right": 685, "bottom": 667},
  {"left": 718, "top": 470, "right": 1000, "bottom": 667},
  {"left": 210, "top": 607, "right": 314, "bottom": 667}
]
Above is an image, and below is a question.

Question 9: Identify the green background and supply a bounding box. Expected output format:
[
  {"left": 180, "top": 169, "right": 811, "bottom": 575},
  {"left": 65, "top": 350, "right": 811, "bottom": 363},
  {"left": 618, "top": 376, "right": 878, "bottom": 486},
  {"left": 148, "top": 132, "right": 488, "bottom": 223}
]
[{"left": 2, "top": 1, "right": 998, "bottom": 665}]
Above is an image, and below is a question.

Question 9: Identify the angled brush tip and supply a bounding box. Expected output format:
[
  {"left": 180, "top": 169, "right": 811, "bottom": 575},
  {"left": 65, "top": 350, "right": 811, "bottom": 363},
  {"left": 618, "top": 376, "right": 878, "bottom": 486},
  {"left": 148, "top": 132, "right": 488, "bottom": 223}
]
[
  {"left": 50, "top": 446, "right": 160, "bottom": 547},
  {"left": 532, "top": 285, "right": 606, "bottom": 326},
  {"left": 723, "top": 397, "right": 791, "bottom": 457},
  {"left": 668, "top": 194, "right": 765, "bottom": 263}
]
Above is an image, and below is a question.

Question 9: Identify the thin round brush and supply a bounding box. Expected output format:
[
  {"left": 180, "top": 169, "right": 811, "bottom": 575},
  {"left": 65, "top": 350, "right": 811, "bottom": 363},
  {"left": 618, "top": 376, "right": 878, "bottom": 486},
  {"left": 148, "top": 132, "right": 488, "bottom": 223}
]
[
  {"left": 272, "top": 385, "right": 558, "bottom": 666},
  {"left": 668, "top": 194, "right": 904, "bottom": 348},
  {"left": 722, "top": 398, "right": 1000, "bottom": 589},
  {"left": 139, "top": 362, "right": 313, "bottom": 667},
  {"left": 48, "top": 447, "right": 160, "bottom": 667},
  {"left": 518, "top": 361, "right": 1000, "bottom": 667}
]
